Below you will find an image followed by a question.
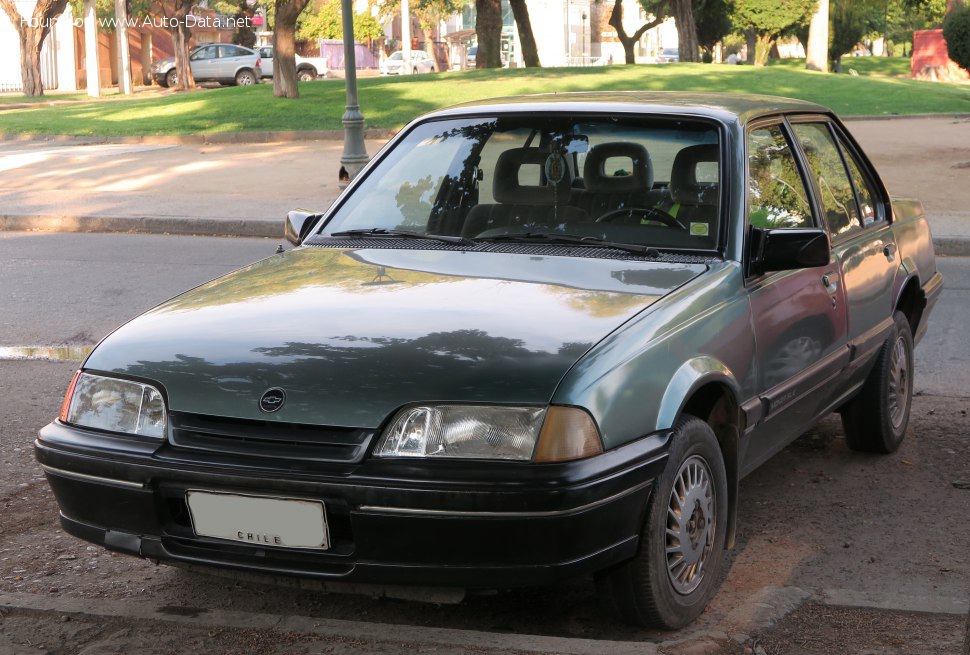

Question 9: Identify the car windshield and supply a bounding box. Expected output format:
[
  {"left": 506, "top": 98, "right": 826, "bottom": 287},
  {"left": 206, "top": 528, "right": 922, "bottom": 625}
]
[
  {"left": 321, "top": 115, "right": 722, "bottom": 252},
  {"left": 662, "top": 48, "right": 679, "bottom": 56},
  {"left": 389, "top": 52, "right": 403, "bottom": 60}
]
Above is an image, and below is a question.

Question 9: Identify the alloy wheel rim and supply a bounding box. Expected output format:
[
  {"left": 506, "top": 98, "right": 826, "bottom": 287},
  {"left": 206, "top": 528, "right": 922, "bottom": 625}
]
[
  {"left": 665, "top": 454, "right": 716, "bottom": 595},
  {"left": 888, "top": 335, "right": 909, "bottom": 429}
]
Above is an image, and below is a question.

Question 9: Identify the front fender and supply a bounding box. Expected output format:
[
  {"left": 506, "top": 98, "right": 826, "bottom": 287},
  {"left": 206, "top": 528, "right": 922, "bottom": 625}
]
[{"left": 657, "top": 358, "right": 741, "bottom": 430}]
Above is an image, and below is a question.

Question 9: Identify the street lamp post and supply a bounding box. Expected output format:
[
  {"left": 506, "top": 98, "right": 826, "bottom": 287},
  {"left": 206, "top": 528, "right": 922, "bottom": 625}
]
[
  {"left": 582, "top": 11, "right": 587, "bottom": 62},
  {"left": 339, "top": 0, "right": 369, "bottom": 185}
]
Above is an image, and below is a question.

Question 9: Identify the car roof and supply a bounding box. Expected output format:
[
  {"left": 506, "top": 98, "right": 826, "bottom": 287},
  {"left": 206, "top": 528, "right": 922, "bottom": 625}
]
[{"left": 425, "top": 91, "right": 831, "bottom": 125}]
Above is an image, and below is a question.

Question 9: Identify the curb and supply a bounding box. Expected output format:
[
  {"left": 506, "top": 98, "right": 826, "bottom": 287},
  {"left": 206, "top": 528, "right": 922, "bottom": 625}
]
[
  {"left": 4, "top": 214, "right": 970, "bottom": 255},
  {"left": 0, "top": 128, "right": 398, "bottom": 145}
]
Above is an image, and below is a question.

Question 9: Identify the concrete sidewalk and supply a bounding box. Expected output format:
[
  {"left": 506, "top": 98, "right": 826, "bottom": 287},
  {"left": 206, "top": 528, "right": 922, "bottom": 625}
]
[{"left": 1, "top": 117, "right": 968, "bottom": 252}]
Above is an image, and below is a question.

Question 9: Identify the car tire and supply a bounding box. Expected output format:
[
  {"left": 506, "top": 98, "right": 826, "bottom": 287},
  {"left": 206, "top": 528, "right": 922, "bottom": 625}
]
[
  {"left": 165, "top": 69, "right": 178, "bottom": 88},
  {"left": 596, "top": 414, "right": 728, "bottom": 629},
  {"left": 297, "top": 68, "right": 316, "bottom": 82},
  {"left": 840, "top": 310, "right": 914, "bottom": 454},
  {"left": 235, "top": 69, "right": 256, "bottom": 86}
]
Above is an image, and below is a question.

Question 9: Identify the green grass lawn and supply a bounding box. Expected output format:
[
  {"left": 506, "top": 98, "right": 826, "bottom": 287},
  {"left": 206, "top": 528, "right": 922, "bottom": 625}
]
[
  {"left": 768, "top": 56, "right": 913, "bottom": 77},
  {"left": 0, "top": 63, "right": 966, "bottom": 137}
]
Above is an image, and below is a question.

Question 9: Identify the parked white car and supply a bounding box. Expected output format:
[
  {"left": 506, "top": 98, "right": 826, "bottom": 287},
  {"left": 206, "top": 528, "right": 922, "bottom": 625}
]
[
  {"left": 380, "top": 50, "right": 436, "bottom": 75},
  {"left": 256, "top": 46, "right": 328, "bottom": 81}
]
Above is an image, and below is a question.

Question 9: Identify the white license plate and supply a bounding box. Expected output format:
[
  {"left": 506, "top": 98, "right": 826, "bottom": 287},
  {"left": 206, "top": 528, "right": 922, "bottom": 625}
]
[{"left": 186, "top": 490, "right": 330, "bottom": 550}]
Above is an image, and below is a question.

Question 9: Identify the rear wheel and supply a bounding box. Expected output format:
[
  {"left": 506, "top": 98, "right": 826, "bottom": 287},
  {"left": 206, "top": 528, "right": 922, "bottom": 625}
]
[
  {"left": 297, "top": 68, "right": 317, "bottom": 82},
  {"left": 840, "top": 310, "right": 914, "bottom": 453},
  {"left": 235, "top": 69, "right": 256, "bottom": 86},
  {"left": 597, "top": 415, "right": 728, "bottom": 629},
  {"left": 165, "top": 69, "right": 178, "bottom": 88}
]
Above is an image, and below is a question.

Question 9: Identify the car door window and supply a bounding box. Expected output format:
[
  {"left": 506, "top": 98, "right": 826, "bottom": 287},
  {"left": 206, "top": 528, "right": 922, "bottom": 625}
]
[
  {"left": 836, "top": 136, "right": 881, "bottom": 226},
  {"left": 219, "top": 45, "right": 242, "bottom": 59},
  {"left": 260, "top": 47, "right": 273, "bottom": 59},
  {"left": 191, "top": 46, "right": 217, "bottom": 61},
  {"left": 747, "top": 124, "right": 814, "bottom": 229},
  {"left": 790, "top": 123, "right": 862, "bottom": 239}
]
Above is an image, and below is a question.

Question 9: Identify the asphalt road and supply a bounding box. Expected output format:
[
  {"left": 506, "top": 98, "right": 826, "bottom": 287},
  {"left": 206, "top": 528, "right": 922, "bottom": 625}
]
[{"left": 1, "top": 232, "right": 968, "bottom": 654}]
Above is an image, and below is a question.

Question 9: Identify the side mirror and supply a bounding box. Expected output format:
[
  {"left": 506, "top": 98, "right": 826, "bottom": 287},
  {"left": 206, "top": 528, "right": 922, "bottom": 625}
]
[
  {"left": 284, "top": 210, "right": 323, "bottom": 247},
  {"left": 751, "top": 228, "right": 830, "bottom": 274}
]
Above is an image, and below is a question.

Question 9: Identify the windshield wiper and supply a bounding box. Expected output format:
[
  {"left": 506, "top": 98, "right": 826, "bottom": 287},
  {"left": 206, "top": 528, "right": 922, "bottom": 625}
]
[
  {"left": 328, "top": 228, "right": 476, "bottom": 247},
  {"left": 478, "top": 232, "right": 660, "bottom": 257}
]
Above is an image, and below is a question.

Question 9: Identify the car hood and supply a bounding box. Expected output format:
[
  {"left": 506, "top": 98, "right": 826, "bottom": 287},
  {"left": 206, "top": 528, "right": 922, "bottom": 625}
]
[{"left": 85, "top": 247, "right": 707, "bottom": 428}]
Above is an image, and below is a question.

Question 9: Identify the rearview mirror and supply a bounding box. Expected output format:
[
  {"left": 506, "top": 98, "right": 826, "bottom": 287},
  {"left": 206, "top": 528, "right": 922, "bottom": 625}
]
[
  {"left": 751, "top": 228, "right": 830, "bottom": 274},
  {"left": 284, "top": 210, "right": 324, "bottom": 247}
]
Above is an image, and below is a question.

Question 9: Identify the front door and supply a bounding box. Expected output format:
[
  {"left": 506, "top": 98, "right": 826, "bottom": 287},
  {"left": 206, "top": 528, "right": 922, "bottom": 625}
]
[
  {"left": 742, "top": 120, "right": 850, "bottom": 475},
  {"left": 789, "top": 120, "right": 899, "bottom": 388}
]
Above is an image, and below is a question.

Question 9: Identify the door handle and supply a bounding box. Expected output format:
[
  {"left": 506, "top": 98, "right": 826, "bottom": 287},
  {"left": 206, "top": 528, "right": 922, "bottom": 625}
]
[
  {"left": 883, "top": 243, "right": 897, "bottom": 262},
  {"left": 822, "top": 273, "right": 839, "bottom": 294}
]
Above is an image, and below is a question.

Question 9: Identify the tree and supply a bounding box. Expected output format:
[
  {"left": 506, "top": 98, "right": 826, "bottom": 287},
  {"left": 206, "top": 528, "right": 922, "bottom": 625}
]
[
  {"left": 475, "top": 0, "right": 502, "bottom": 67},
  {"left": 300, "top": 0, "right": 383, "bottom": 41},
  {"left": 0, "top": 0, "right": 71, "bottom": 96},
  {"left": 829, "top": 0, "right": 882, "bottom": 70},
  {"left": 607, "top": 0, "right": 664, "bottom": 64},
  {"left": 273, "top": 0, "right": 311, "bottom": 98},
  {"left": 731, "top": 0, "right": 817, "bottom": 65},
  {"left": 415, "top": 0, "right": 462, "bottom": 68},
  {"left": 160, "top": 0, "right": 197, "bottom": 90},
  {"left": 508, "top": 0, "right": 540, "bottom": 66},
  {"left": 669, "top": 0, "right": 700, "bottom": 61},
  {"left": 805, "top": 0, "right": 827, "bottom": 70},
  {"left": 695, "top": 0, "right": 733, "bottom": 60},
  {"left": 943, "top": 3, "right": 970, "bottom": 70}
]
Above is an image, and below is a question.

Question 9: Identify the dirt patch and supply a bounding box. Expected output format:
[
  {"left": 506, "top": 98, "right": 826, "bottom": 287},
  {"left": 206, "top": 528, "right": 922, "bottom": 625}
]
[{"left": 747, "top": 602, "right": 965, "bottom": 655}]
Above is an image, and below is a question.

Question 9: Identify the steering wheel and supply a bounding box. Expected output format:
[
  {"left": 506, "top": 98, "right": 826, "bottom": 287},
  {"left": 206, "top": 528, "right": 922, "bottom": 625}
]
[{"left": 595, "top": 206, "right": 688, "bottom": 230}]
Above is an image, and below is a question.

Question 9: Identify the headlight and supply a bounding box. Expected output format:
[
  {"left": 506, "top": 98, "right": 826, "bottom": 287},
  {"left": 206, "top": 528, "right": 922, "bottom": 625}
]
[
  {"left": 60, "top": 371, "right": 167, "bottom": 439},
  {"left": 373, "top": 405, "right": 602, "bottom": 462}
]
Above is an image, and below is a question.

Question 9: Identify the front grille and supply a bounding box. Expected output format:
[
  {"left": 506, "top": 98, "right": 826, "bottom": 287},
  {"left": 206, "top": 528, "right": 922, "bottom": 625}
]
[{"left": 168, "top": 412, "right": 375, "bottom": 465}]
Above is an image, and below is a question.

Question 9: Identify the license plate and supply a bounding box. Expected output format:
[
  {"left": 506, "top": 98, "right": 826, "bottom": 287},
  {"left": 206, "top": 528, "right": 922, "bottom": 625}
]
[{"left": 186, "top": 490, "right": 330, "bottom": 550}]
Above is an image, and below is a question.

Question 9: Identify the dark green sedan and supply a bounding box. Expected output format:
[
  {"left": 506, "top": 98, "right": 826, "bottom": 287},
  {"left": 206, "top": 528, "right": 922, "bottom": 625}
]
[{"left": 37, "top": 93, "right": 942, "bottom": 629}]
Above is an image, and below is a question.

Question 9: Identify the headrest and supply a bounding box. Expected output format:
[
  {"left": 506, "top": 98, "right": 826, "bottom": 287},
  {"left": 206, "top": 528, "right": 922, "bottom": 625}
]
[
  {"left": 583, "top": 142, "right": 653, "bottom": 193},
  {"left": 493, "top": 148, "right": 573, "bottom": 205},
  {"left": 671, "top": 144, "right": 719, "bottom": 205}
]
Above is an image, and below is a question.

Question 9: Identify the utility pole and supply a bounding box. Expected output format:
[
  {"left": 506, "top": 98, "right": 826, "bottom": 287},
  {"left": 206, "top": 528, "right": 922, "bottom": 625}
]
[
  {"left": 114, "top": 0, "right": 132, "bottom": 94},
  {"left": 338, "top": 0, "right": 369, "bottom": 184},
  {"left": 84, "top": 0, "right": 100, "bottom": 97},
  {"left": 402, "top": 0, "right": 412, "bottom": 74}
]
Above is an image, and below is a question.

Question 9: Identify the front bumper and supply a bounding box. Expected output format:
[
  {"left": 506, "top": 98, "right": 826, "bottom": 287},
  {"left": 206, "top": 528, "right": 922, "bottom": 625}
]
[{"left": 35, "top": 421, "right": 669, "bottom": 588}]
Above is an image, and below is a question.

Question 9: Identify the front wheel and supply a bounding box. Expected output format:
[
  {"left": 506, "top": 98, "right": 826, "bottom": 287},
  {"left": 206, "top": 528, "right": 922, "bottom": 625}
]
[
  {"left": 235, "top": 69, "right": 257, "bottom": 86},
  {"left": 840, "top": 310, "right": 914, "bottom": 453},
  {"left": 165, "top": 69, "right": 178, "bottom": 88},
  {"left": 597, "top": 415, "right": 728, "bottom": 629}
]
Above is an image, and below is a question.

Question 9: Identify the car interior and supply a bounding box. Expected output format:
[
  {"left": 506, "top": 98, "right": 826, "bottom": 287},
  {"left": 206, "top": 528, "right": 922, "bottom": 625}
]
[{"left": 325, "top": 117, "right": 723, "bottom": 252}]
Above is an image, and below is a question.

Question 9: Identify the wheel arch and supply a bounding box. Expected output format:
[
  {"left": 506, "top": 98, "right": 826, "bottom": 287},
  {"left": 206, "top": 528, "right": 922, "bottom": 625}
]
[
  {"left": 659, "top": 358, "right": 742, "bottom": 549},
  {"left": 894, "top": 272, "right": 925, "bottom": 337}
]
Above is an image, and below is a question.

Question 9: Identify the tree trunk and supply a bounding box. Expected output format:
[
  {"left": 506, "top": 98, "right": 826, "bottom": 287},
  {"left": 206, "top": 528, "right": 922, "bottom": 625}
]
[
  {"left": 115, "top": 0, "right": 132, "bottom": 94},
  {"left": 20, "top": 31, "right": 44, "bottom": 96},
  {"left": 0, "top": 0, "right": 70, "bottom": 96},
  {"left": 273, "top": 0, "right": 310, "bottom": 97},
  {"left": 475, "top": 0, "right": 502, "bottom": 68},
  {"left": 671, "top": 0, "right": 698, "bottom": 62},
  {"left": 754, "top": 33, "right": 774, "bottom": 66},
  {"left": 509, "top": 0, "right": 540, "bottom": 67},
  {"left": 422, "top": 25, "right": 437, "bottom": 67},
  {"left": 805, "top": 0, "right": 828, "bottom": 71},
  {"left": 83, "top": 0, "right": 100, "bottom": 96},
  {"left": 745, "top": 28, "right": 756, "bottom": 65},
  {"left": 169, "top": 14, "right": 195, "bottom": 91}
]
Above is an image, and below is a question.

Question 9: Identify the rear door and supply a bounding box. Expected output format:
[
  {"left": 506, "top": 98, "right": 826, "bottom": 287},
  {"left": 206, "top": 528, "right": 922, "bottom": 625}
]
[
  {"left": 742, "top": 119, "right": 850, "bottom": 474},
  {"left": 788, "top": 118, "right": 898, "bottom": 390},
  {"left": 217, "top": 45, "right": 250, "bottom": 81}
]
